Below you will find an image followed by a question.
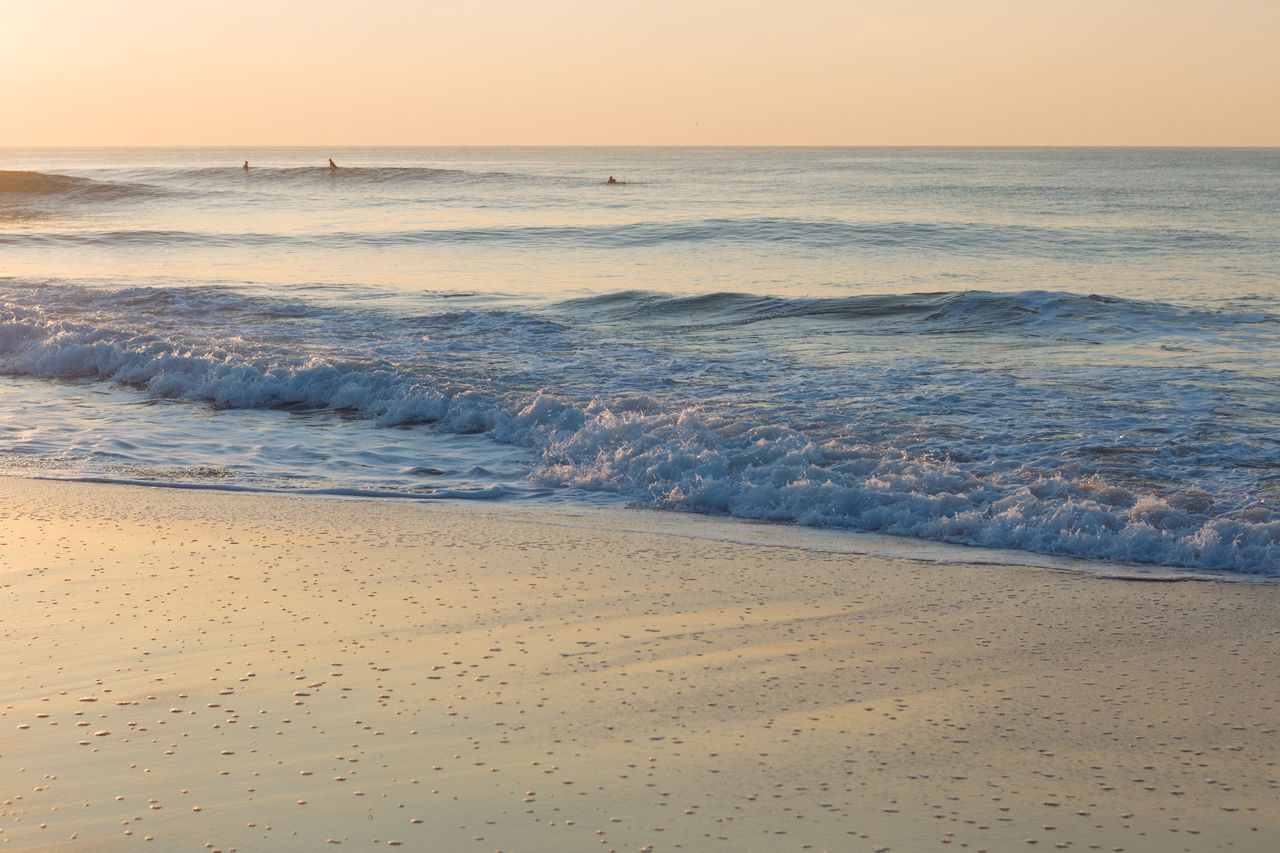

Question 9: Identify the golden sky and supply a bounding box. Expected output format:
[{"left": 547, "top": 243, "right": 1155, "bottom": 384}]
[{"left": 5, "top": 0, "right": 1277, "bottom": 146}]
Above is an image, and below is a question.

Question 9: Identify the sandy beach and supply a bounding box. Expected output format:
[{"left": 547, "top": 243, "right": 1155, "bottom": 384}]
[{"left": 1, "top": 477, "right": 1276, "bottom": 852}]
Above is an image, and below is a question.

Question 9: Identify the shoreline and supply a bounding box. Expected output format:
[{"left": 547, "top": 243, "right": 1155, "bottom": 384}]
[
  {"left": 10, "top": 473, "right": 1267, "bottom": 584},
  {"left": 2, "top": 477, "right": 1277, "bottom": 851}
]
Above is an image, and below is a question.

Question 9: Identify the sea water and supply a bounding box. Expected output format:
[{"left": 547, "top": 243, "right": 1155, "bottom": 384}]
[{"left": 2, "top": 147, "right": 1278, "bottom": 575}]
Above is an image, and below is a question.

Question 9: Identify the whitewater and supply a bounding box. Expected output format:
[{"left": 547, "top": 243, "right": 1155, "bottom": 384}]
[{"left": 2, "top": 147, "right": 1278, "bottom": 575}]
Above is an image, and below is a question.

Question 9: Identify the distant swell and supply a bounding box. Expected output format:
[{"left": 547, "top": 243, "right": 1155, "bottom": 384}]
[
  {"left": 0, "top": 217, "right": 1253, "bottom": 255},
  {"left": 0, "top": 165, "right": 530, "bottom": 204},
  {"left": 167, "top": 165, "right": 483, "bottom": 187},
  {"left": 0, "top": 170, "right": 166, "bottom": 202}
]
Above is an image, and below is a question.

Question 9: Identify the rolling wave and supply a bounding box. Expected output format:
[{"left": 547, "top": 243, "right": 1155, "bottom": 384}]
[
  {"left": 556, "top": 288, "right": 1280, "bottom": 339},
  {"left": 7, "top": 278, "right": 1273, "bottom": 346}
]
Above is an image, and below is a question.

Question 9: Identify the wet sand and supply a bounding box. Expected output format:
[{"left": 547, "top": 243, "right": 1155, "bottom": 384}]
[{"left": 2, "top": 477, "right": 1277, "bottom": 852}]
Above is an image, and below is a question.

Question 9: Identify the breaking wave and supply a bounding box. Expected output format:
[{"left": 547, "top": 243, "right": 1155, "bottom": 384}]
[{"left": 2, "top": 279, "right": 1277, "bottom": 575}]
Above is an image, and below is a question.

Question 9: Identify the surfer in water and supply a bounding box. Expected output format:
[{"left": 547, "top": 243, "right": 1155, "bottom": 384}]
[
  {"left": 607, "top": 176, "right": 626, "bottom": 184},
  {"left": 243, "top": 161, "right": 249, "bottom": 170},
  {"left": 329, "top": 158, "right": 338, "bottom": 169}
]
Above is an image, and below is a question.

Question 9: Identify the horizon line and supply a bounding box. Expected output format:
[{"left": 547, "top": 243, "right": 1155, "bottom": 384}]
[{"left": 5, "top": 143, "right": 1279, "bottom": 150}]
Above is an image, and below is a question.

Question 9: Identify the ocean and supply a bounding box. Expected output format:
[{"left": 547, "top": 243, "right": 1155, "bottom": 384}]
[{"left": 2, "top": 146, "right": 1278, "bottom": 576}]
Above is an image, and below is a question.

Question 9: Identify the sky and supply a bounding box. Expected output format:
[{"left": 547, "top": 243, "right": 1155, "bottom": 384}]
[{"left": 4, "top": 0, "right": 1278, "bottom": 146}]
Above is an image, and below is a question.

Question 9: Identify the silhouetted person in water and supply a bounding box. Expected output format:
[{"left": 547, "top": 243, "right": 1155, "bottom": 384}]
[
  {"left": 329, "top": 158, "right": 338, "bottom": 169},
  {"left": 243, "top": 161, "right": 249, "bottom": 170},
  {"left": 607, "top": 176, "right": 617, "bottom": 184}
]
